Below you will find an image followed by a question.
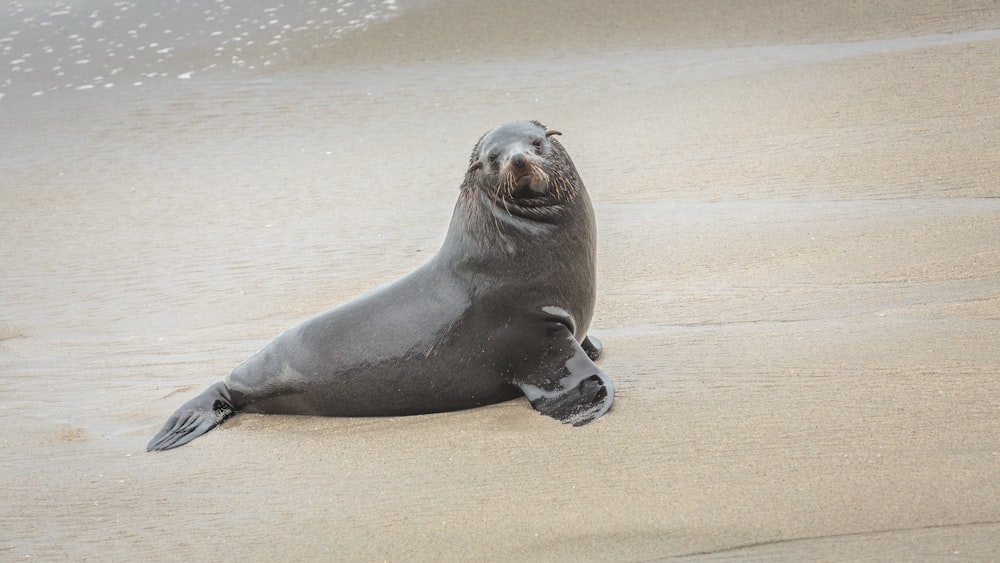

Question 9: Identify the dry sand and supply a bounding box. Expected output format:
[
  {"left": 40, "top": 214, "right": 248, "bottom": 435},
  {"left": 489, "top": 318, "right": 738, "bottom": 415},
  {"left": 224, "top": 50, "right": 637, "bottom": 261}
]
[{"left": 2, "top": 1, "right": 999, "bottom": 560}]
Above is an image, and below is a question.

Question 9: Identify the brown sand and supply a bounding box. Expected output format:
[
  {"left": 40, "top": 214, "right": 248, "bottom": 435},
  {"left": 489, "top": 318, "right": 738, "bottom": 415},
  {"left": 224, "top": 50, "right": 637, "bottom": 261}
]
[{"left": 2, "top": 1, "right": 999, "bottom": 560}]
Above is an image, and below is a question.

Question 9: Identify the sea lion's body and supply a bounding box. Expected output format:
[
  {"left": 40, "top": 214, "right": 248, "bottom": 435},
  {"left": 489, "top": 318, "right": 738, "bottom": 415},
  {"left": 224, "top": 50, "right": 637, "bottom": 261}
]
[{"left": 148, "top": 121, "right": 614, "bottom": 451}]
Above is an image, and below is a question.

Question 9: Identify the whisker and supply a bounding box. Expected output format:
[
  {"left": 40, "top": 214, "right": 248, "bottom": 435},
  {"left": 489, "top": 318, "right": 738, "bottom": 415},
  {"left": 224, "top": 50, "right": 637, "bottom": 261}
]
[{"left": 490, "top": 181, "right": 505, "bottom": 237}]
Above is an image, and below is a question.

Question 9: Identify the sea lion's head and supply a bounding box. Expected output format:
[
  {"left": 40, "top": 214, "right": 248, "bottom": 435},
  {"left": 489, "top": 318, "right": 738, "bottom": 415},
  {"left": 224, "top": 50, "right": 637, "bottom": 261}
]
[{"left": 463, "top": 121, "right": 581, "bottom": 217}]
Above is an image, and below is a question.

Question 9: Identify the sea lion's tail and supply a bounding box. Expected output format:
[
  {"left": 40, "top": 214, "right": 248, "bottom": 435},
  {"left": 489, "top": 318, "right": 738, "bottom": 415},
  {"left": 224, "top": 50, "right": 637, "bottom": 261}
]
[{"left": 146, "top": 381, "right": 235, "bottom": 451}]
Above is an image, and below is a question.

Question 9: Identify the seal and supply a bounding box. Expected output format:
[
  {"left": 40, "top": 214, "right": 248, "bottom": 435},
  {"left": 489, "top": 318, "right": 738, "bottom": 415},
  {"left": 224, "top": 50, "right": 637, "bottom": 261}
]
[{"left": 147, "top": 120, "right": 614, "bottom": 451}]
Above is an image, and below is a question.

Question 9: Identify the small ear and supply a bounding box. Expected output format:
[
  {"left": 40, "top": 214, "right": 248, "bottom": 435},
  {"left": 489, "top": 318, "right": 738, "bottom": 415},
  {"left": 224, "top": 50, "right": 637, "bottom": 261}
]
[
  {"left": 545, "top": 129, "right": 562, "bottom": 137},
  {"left": 467, "top": 160, "right": 483, "bottom": 173}
]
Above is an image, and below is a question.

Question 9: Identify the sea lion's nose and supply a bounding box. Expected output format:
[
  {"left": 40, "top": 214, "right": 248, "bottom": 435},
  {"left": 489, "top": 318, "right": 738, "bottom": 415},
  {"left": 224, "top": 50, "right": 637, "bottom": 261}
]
[{"left": 510, "top": 152, "right": 527, "bottom": 169}]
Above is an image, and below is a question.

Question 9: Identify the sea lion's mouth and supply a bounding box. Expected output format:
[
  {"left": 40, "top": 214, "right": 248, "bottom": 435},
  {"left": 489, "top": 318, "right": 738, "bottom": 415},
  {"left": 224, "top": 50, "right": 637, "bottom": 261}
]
[{"left": 512, "top": 173, "right": 547, "bottom": 198}]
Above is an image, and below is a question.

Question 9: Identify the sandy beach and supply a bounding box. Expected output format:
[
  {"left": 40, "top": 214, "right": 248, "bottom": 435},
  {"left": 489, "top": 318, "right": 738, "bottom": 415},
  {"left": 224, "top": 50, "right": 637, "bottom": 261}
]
[{"left": 2, "top": 1, "right": 999, "bottom": 560}]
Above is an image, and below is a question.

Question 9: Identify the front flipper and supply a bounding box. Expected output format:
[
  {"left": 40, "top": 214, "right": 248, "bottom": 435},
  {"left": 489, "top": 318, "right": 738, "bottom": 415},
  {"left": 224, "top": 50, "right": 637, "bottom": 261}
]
[{"left": 517, "top": 327, "right": 615, "bottom": 426}]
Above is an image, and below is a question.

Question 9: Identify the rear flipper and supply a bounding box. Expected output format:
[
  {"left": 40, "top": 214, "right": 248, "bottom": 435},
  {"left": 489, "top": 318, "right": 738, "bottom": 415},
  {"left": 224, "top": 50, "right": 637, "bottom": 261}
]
[
  {"left": 147, "top": 381, "right": 236, "bottom": 451},
  {"left": 517, "top": 326, "right": 615, "bottom": 427}
]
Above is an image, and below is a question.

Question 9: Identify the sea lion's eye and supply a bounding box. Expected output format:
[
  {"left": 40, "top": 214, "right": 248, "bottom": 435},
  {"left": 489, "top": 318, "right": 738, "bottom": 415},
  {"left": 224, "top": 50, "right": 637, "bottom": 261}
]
[
  {"left": 531, "top": 138, "right": 544, "bottom": 151},
  {"left": 487, "top": 152, "right": 499, "bottom": 165}
]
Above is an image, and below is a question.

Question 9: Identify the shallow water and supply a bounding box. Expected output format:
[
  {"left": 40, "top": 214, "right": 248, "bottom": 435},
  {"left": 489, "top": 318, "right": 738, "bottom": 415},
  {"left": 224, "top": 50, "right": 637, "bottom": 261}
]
[
  {"left": 6, "top": 0, "right": 999, "bottom": 106},
  {"left": 0, "top": 0, "right": 401, "bottom": 102}
]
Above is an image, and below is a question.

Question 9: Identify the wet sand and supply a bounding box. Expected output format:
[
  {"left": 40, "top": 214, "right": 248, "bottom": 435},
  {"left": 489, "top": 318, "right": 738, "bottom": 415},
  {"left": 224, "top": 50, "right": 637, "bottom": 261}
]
[{"left": 3, "top": 1, "right": 1000, "bottom": 560}]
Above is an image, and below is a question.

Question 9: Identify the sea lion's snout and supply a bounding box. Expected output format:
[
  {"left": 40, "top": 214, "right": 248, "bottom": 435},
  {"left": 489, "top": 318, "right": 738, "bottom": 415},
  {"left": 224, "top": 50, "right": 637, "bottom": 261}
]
[
  {"left": 510, "top": 151, "right": 528, "bottom": 170},
  {"left": 502, "top": 148, "right": 547, "bottom": 195}
]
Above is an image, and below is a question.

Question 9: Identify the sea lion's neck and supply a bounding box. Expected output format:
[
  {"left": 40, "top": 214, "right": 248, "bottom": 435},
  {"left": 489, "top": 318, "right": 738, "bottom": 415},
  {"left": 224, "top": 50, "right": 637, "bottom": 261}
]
[{"left": 434, "top": 191, "right": 549, "bottom": 273}]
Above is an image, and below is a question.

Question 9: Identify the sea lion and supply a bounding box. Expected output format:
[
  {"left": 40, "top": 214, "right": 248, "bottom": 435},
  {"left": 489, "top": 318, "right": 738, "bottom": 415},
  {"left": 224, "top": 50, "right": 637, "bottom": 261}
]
[{"left": 147, "top": 120, "right": 614, "bottom": 451}]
